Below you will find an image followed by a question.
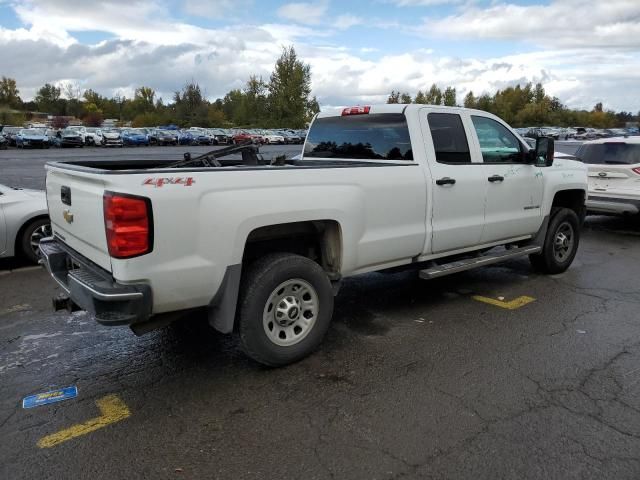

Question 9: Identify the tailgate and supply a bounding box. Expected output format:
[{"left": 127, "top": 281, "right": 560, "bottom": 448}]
[{"left": 46, "top": 167, "right": 112, "bottom": 272}]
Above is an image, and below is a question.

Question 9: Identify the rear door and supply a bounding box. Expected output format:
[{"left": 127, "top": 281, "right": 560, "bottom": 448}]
[
  {"left": 419, "top": 109, "right": 487, "bottom": 253},
  {"left": 469, "top": 115, "right": 543, "bottom": 243},
  {"left": 46, "top": 168, "right": 112, "bottom": 271}
]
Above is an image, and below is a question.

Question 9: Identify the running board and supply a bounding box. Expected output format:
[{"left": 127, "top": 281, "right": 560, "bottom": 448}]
[{"left": 419, "top": 246, "right": 542, "bottom": 279}]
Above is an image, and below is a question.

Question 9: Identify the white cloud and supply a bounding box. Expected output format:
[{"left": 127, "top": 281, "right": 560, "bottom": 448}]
[
  {"left": 183, "top": 0, "right": 254, "bottom": 19},
  {"left": 424, "top": 0, "right": 640, "bottom": 49},
  {"left": 389, "top": 0, "right": 461, "bottom": 5},
  {"left": 1, "top": 0, "right": 639, "bottom": 113},
  {"left": 277, "top": 1, "right": 329, "bottom": 25},
  {"left": 334, "top": 14, "right": 362, "bottom": 30}
]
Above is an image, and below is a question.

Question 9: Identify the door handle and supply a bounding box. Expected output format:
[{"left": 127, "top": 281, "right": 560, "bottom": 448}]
[
  {"left": 488, "top": 175, "right": 505, "bottom": 182},
  {"left": 436, "top": 177, "right": 456, "bottom": 186}
]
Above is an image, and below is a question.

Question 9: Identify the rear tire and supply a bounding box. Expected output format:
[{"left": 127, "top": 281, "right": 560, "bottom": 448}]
[
  {"left": 20, "top": 218, "right": 51, "bottom": 263},
  {"left": 238, "top": 253, "right": 334, "bottom": 367},
  {"left": 530, "top": 208, "right": 580, "bottom": 274}
]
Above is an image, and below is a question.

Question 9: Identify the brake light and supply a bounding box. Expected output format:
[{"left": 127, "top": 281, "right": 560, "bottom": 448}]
[
  {"left": 632, "top": 167, "right": 640, "bottom": 175},
  {"left": 103, "top": 192, "right": 153, "bottom": 258},
  {"left": 342, "top": 105, "right": 370, "bottom": 116}
]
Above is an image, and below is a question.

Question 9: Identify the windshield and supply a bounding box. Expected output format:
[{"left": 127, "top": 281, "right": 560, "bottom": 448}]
[
  {"left": 576, "top": 143, "right": 640, "bottom": 165},
  {"left": 20, "top": 129, "right": 40, "bottom": 135}
]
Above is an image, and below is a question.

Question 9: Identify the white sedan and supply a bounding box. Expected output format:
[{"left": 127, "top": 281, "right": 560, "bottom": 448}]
[
  {"left": 0, "top": 184, "right": 51, "bottom": 263},
  {"left": 261, "top": 132, "right": 285, "bottom": 144}
]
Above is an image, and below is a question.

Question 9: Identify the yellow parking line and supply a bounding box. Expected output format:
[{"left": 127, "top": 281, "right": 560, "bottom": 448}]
[
  {"left": 473, "top": 295, "right": 536, "bottom": 310},
  {"left": 37, "top": 395, "right": 130, "bottom": 448}
]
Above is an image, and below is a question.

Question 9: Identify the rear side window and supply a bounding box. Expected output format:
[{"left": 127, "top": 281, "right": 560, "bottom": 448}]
[
  {"left": 427, "top": 113, "right": 471, "bottom": 163},
  {"left": 304, "top": 113, "right": 413, "bottom": 160},
  {"left": 471, "top": 116, "right": 522, "bottom": 163},
  {"left": 576, "top": 143, "right": 640, "bottom": 165}
]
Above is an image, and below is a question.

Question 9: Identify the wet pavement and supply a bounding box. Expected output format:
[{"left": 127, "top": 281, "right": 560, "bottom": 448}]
[{"left": 1, "top": 215, "right": 639, "bottom": 479}]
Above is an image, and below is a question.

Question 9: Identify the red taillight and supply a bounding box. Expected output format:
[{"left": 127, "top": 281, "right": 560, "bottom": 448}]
[
  {"left": 341, "top": 105, "right": 370, "bottom": 116},
  {"left": 103, "top": 192, "right": 152, "bottom": 258},
  {"left": 632, "top": 167, "right": 640, "bottom": 175}
]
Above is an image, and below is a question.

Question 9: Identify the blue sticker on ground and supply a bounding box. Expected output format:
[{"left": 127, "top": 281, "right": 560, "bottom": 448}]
[{"left": 22, "top": 386, "right": 78, "bottom": 409}]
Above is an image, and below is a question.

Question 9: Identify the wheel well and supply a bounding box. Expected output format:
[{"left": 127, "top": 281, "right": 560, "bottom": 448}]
[
  {"left": 243, "top": 220, "right": 342, "bottom": 279},
  {"left": 552, "top": 190, "right": 586, "bottom": 218},
  {"left": 14, "top": 215, "right": 49, "bottom": 255}
]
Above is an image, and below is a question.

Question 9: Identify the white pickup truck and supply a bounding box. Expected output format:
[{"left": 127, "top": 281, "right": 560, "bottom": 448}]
[{"left": 41, "top": 105, "right": 587, "bottom": 366}]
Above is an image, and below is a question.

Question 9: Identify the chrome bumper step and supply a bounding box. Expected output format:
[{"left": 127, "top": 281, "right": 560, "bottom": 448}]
[{"left": 419, "top": 246, "right": 541, "bottom": 279}]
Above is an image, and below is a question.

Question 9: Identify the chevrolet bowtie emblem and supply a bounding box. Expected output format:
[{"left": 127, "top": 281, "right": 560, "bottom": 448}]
[{"left": 63, "top": 209, "right": 74, "bottom": 224}]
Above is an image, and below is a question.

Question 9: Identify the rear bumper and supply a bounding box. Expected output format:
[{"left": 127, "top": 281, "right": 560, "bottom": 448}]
[
  {"left": 587, "top": 195, "right": 640, "bottom": 215},
  {"left": 40, "top": 237, "right": 152, "bottom": 326}
]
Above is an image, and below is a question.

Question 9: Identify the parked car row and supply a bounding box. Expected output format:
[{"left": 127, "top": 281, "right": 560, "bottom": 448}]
[
  {"left": 515, "top": 126, "right": 640, "bottom": 141},
  {"left": 0, "top": 125, "right": 308, "bottom": 149}
]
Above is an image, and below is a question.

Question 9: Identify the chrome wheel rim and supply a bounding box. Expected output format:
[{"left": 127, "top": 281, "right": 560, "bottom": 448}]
[
  {"left": 263, "top": 279, "right": 319, "bottom": 347},
  {"left": 553, "top": 222, "right": 574, "bottom": 263},
  {"left": 30, "top": 223, "right": 52, "bottom": 258}
]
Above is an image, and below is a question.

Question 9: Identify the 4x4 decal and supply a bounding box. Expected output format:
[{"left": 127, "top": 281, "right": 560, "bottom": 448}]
[{"left": 142, "top": 177, "right": 195, "bottom": 187}]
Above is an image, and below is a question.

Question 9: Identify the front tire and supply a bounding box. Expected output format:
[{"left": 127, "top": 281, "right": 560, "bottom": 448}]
[
  {"left": 530, "top": 208, "right": 580, "bottom": 274},
  {"left": 238, "top": 253, "right": 334, "bottom": 367}
]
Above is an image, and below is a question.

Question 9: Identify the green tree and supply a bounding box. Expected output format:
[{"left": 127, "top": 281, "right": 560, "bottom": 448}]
[
  {"left": 268, "top": 46, "right": 314, "bottom": 128},
  {"left": 533, "top": 83, "right": 546, "bottom": 104},
  {"left": 463, "top": 91, "right": 476, "bottom": 108},
  {"left": 222, "top": 88, "right": 247, "bottom": 125},
  {"left": 133, "top": 86, "right": 156, "bottom": 114},
  {"left": 0, "top": 77, "right": 21, "bottom": 108},
  {"left": 35, "top": 83, "right": 61, "bottom": 113},
  {"left": 400, "top": 92, "right": 412, "bottom": 104},
  {"left": 387, "top": 90, "right": 400, "bottom": 104},
  {"left": 244, "top": 75, "right": 268, "bottom": 126},
  {"left": 443, "top": 86, "right": 456, "bottom": 106},
  {"left": 475, "top": 94, "right": 493, "bottom": 112},
  {"left": 425, "top": 84, "right": 442, "bottom": 105},
  {"left": 414, "top": 90, "right": 427, "bottom": 104},
  {"left": 173, "top": 81, "right": 208, "bottom": 126},
  {"left": 83, "top": 88, "right": 103, "bottom": 106}
]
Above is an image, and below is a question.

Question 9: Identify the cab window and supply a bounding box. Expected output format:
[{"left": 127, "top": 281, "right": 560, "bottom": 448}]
[
  {"left": 304, "top": 114, "right": 413, "bottom": 161},
  {"left": 471, "top": 116, "right": 523, "bottom": 163}
]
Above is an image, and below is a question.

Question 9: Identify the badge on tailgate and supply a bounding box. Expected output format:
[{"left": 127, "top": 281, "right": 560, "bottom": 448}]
[{"left": 63, "top": 209, "right": 74, "bottom": 224}]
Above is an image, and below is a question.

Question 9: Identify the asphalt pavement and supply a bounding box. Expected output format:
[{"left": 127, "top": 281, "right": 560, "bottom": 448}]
[{"left": 2, "top": 141, "right": 640, "bottom": 479}]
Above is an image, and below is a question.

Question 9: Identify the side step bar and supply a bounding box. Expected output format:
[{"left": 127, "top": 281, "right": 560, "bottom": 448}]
[{"left": 419, "top": 246, "right": 542, "bottom": 279}]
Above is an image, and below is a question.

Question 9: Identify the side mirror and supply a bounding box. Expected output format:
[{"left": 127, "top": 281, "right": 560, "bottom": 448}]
[{"left": 531, "top": 136, "right": 554, "bottom": 167}]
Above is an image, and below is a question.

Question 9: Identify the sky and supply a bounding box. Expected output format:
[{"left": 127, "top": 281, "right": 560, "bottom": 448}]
[{"left": 0, "top": 0, "right": 639, "bottom": 112}]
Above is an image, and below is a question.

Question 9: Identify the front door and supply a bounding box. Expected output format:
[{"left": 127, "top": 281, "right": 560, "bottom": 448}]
[
  {"left": 420, "top": 109, "right": 487, "bottom": 254},
  {"left": 469, "top": 115, "right": 543, "bottom": 243}
]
